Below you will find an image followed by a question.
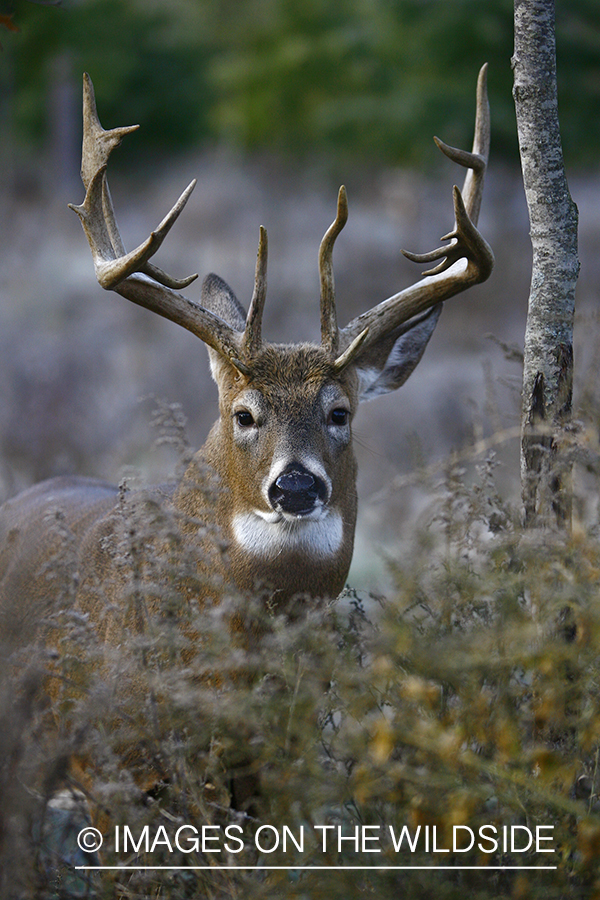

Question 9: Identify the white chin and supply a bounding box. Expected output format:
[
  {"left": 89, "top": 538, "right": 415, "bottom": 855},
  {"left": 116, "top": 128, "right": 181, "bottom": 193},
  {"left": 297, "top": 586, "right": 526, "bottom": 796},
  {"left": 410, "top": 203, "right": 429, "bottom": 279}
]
[{"left": 232, "top": 509, "right": 343, "bottom": 559}]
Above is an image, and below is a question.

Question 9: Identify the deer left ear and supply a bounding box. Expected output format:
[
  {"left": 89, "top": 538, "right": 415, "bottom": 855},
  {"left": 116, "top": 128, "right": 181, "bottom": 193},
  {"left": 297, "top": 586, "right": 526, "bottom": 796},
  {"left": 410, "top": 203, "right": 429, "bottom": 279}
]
[{"left": 354, "top": 304, "right": 443, "bottom": 401}]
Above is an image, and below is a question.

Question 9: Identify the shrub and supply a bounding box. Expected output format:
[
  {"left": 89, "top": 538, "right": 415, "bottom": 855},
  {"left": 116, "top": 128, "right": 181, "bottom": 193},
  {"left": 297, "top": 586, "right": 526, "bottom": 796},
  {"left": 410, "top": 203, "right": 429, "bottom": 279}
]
[{"left": 3, "top": 431, "right": 600, "bottom": 899}]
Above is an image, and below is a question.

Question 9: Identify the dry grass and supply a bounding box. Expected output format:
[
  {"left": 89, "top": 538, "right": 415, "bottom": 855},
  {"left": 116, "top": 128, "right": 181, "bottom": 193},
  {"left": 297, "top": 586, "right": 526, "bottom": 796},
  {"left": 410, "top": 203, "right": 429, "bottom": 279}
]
[{"left": 3, "top": 425, "right": 600, "bottom": 898}]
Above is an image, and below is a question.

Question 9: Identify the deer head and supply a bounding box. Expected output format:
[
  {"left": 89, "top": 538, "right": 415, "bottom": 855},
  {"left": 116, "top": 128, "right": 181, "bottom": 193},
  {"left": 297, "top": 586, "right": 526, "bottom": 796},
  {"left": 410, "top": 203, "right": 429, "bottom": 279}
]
[{"left": 66, "top": 66, "right": 493, "bottom": 604}]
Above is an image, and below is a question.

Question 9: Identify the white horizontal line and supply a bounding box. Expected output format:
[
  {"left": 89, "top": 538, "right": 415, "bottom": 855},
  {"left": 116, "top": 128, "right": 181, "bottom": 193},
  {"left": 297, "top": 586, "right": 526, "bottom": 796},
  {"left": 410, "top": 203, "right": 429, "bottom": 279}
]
[{"left": 76, "top": 865, "right": 557, "bottom": 871}]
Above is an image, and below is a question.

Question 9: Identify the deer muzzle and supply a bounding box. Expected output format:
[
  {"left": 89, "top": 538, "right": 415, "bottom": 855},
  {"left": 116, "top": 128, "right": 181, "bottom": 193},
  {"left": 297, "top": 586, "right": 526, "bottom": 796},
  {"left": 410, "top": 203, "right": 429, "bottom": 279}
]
[{"left": 268, "top": 463, "right": 329, "bottom": 518}]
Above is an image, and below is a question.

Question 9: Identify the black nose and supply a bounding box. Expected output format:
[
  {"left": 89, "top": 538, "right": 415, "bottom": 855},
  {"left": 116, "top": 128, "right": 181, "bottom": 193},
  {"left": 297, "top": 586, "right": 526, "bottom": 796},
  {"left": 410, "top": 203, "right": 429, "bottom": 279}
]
[{"left": 268, "top": 464, "right": 328, "bottom": 516}]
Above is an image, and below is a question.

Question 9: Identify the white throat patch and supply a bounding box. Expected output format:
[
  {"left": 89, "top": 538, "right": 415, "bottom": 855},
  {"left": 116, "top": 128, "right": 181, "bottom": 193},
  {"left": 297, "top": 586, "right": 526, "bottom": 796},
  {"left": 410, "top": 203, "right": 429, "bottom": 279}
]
[{"left": 232, "top": 510, "right": 344, "bottom": 560}]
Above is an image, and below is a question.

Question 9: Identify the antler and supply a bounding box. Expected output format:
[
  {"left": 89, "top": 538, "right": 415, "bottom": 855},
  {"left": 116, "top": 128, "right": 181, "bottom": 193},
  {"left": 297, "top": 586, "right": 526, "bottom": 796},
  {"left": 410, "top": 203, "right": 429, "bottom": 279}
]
[
  {"left": 70, "top": 74, "right": 268, "bottom": 373},
  {"left": 240, "top": 225, "right": 268, "bottom": 360},
  {"left": 319, "top": 185, "right": 348, "bottom": 356},
  {"left": 333, "top": 63, "right": 494, "bottom": 368},
  {"left": 72, "top": 67, "right": 492, "bottom": 376}
]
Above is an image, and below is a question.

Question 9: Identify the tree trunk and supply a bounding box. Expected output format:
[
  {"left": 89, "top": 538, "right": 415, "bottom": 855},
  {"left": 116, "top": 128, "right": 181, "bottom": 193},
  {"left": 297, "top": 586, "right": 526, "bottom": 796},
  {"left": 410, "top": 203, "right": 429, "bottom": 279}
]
[{"left": 513, "top": 0, "right": 579, "bottom": 527}]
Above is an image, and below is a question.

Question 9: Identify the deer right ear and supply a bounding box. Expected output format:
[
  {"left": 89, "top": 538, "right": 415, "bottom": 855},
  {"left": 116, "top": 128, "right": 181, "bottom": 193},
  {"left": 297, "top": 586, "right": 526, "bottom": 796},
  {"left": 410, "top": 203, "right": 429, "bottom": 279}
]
[
  {"left": 201, "top": 274, "right": 247, "bottom": 331},
  {"left": 201, "top": 274, "right": 248, "bottom": 382},
  {"left": 354, "top": 304, "right": 442, "bottom": 402}
]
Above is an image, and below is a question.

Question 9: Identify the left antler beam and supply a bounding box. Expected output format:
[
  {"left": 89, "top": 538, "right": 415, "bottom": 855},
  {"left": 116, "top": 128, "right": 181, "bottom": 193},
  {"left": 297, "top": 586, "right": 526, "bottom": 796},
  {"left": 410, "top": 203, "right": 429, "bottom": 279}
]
[{"left": 70, "top": 74, "right": 260, "bottom": 371}]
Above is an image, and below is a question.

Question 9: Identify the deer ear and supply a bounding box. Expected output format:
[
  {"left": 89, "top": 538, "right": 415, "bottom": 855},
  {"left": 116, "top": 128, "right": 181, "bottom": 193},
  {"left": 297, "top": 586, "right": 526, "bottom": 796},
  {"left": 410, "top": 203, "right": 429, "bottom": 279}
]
[
  {"left": 201, "top": 274, "right": 248, "bottom": 382},
  {"left": 201, "top": 273, "right": 247, "bottom": 331},
  {"left": 354, "top": 304, "right": 442, "bottom": 402}
]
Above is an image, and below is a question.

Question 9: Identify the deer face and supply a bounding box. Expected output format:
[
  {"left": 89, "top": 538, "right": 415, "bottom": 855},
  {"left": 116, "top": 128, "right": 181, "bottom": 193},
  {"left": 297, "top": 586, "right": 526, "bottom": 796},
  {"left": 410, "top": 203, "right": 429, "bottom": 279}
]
[{"left": 207, "top": 345, "right": 358, "bottom": 566}]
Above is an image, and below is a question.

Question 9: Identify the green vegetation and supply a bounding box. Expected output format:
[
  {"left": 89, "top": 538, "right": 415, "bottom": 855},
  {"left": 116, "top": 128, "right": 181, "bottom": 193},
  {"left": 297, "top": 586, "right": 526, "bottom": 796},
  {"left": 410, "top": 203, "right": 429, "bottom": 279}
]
[{"left": 1, "top": 0, "right": 599, "bottom": 166}]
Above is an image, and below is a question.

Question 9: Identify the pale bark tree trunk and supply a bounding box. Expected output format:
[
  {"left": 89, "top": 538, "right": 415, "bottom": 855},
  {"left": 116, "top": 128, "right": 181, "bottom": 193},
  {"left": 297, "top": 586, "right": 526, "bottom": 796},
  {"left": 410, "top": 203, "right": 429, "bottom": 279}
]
[{"left": 513, "top": 0, "right": 579, "bottom": 527}]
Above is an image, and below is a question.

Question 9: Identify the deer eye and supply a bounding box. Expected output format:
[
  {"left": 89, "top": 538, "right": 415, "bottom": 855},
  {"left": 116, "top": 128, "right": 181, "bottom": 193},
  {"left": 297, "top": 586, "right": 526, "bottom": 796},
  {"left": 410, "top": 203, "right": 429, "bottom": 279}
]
[
  {"left": 329, "top": 408, "right": 349, "bottom": 427},
  {"left": 235, "top": 410, "right": 255, "bottom": 428}
]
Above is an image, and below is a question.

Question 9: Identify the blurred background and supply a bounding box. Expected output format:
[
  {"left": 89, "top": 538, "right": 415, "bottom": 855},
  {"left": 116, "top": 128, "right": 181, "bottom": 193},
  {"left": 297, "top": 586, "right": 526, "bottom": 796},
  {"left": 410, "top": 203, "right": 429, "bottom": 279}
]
[{"left": 0, "top": 0, "right": 599, "bottom": 589}]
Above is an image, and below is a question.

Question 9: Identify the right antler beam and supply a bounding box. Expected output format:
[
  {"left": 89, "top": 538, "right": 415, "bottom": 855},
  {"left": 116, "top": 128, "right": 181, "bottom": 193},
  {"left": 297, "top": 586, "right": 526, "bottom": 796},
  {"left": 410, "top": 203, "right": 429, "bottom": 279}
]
[{"left": 335, "top": 63, "right": 493, "bottom": 366}]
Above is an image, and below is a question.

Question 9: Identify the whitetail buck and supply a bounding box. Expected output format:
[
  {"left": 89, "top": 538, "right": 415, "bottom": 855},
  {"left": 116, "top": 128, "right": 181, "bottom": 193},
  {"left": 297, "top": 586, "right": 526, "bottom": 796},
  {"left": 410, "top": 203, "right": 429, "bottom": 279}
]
[{"left": 0, "top": 68, "right": 492, "bottom": 663}]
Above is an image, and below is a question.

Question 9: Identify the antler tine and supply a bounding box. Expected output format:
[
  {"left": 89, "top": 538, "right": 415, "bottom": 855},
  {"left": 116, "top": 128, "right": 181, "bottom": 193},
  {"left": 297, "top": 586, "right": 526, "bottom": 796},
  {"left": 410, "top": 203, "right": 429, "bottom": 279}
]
[
  {"left": 80, "top": 73, "right": 197, "bottom": 292},
  {"left": 400, "top": 63, "right": 490, "bottom": 278},
  {"left": 69, "top": 169, "right": 197, "bottom": 289},
  {"left": 81, "top": 73, "right": 137, "bottom": 187},
  {"left": 401, "top": 184, "right": 492, "bottom": 278},
  {"left": 81, "top": 72, "right": 139, "bottom": 259},
  {"left": 241, "top": 226, "right": 268, "bottom": 359},
  {"left": 433, "top": 62, "right": 490, "bottom": 226},
  {"left": 319, "top": 186, "right": 348, "bottom": 356},
  {"left": 336, "top": 65, "right": 493, "bottom": 362},
  {"left": 71, "top": 74, "right": 245, "bottom": 365}
]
